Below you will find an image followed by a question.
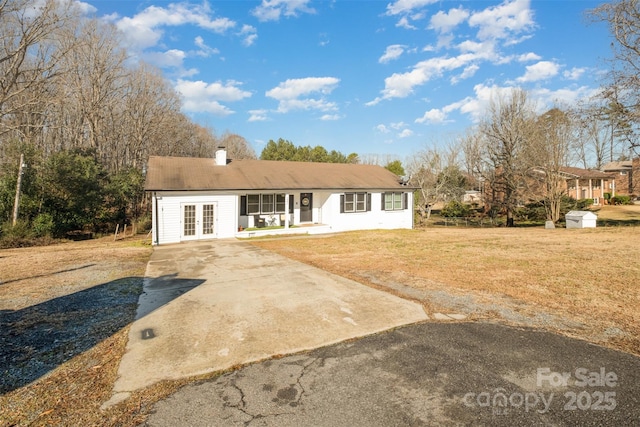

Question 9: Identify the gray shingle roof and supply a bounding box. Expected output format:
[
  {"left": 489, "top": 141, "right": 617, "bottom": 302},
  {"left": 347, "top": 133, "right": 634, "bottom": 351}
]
[{"left": 144, "top": 156, "right": 410, "bottom": 191}]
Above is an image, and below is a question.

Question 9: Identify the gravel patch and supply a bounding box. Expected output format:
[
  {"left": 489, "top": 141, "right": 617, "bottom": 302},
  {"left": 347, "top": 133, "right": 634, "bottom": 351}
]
[{"left": 358, "top": 271, "right": 585, "bottom": 331}]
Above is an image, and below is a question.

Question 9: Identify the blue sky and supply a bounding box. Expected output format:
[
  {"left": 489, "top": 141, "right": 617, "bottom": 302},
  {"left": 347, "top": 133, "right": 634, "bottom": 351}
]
[{"left": 82, "top": 0, "right": 613, "bottom": 160}]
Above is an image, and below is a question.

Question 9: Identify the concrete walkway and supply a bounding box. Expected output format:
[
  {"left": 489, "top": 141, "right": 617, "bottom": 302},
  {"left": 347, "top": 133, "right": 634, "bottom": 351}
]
[{"left": 105, "top": 239, "right": 428, "bottom": 406}]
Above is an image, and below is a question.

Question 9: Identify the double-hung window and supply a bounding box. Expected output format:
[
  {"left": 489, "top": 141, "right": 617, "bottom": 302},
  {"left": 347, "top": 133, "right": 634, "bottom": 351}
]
[
  {"left": 383, "top": 192, "right": 406, "bottom": 211},
  {"left": 242, "top": 193, "right": 289, "bottom": 215},
  {"left": 261, "top": 194, "right": 275, "bottom": 213},
  {"left": 342, "top": 192, "right": 369, "bottom": 213},
  {"left": 275, "top": 194, "right": 286, "bottom": 213},
  {"left": 247, "top": 194, "right": 260, "bottom": 214}
]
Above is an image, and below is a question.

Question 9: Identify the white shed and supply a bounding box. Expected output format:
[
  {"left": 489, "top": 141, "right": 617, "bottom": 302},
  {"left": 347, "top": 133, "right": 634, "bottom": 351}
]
[{"left": 565, "top": 211, "right": 597, "bottom": 229}]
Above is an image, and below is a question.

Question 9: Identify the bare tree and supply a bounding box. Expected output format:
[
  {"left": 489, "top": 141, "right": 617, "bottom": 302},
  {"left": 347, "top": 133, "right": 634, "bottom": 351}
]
[
  {"left": 573, "top": 103, "right": 611, "bottom": 169},
  {"left": 589, "top": 0, "right": 640, "bottom": 154},
  {"left": 479, "top": 88, "right": 536, "bottom": 227},
  {"left": 57, "top": 17, "right": 128, "bottom": 165},
  {"left": 408, "top": 141, "right": 465, "bottom": 220},
  {"left": 528, "top": 108, "right": 575, "bottom": 223},
  {"left": 219, "top": 131, "right": 257, "bottom": 159},
  {"left": 120, "top": 64, "right": 182, "bottom": 170},
  {"left": 0, "top": 0, "right": 79, "bottom": 137}
]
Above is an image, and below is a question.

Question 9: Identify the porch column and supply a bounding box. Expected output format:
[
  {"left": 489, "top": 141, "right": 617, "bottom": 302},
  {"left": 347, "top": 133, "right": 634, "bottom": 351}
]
[
  {"left": 612, "top": 179, "right": 616, "bottom": 197},
  {"left": 284, "top": 194, "right": 290, "bottom": 229},
  {"left": 575, "top": 179, "right": 579, "bottom": 199},
  {"left": 588, "top": 179, "right": 593, "bottom": 199},
  {"left": 600, "top": 179, "right": 604, "bottom": 201}
]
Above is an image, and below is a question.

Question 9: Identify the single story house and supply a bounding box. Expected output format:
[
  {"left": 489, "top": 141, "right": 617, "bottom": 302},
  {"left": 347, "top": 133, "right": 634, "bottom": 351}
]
[{"left": 144, "top": 149, "right": 415, "bottom": 245}]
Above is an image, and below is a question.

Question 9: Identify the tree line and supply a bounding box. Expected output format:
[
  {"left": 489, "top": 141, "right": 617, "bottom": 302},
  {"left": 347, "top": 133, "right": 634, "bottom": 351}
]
[
  {"left": 3, "top": 0, "right": 640, "bottom": 240},
  {"left": 0, "top": 0, "right": 255, "bottom": 241},
  {"left": 409, "top": 89, "right": 636, "bottom": 226},
  {"left": 408, "top": 1, "right": 640, "bottom": 226},
  {"left": 260, "top": 138, "right": 358, "bottom": 163}
]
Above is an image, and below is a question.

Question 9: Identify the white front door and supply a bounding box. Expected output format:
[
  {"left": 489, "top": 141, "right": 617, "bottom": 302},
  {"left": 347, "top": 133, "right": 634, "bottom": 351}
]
[{"left": 181, "top": 203, "right": 216, "bottom": 240}]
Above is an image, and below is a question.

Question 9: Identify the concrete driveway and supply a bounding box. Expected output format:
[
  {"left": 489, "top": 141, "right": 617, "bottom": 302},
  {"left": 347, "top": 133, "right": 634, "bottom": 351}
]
[{"left": 106, "top": 239, "right": 428, "bottom": 405}]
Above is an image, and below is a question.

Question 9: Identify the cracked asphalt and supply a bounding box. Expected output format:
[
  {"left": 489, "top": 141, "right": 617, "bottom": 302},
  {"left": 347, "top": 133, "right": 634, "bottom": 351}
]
[{"left": 142, "top": 322, "right": 640, "bottom": 426}]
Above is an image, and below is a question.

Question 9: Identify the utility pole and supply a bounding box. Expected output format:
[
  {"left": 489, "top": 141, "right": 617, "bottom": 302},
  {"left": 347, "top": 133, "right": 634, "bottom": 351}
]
[{"left": 12, "top": 154, "right": 25, "bottom": 226}]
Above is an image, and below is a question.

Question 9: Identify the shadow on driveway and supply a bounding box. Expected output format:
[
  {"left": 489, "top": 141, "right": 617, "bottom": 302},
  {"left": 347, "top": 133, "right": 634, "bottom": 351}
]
[{"left": 0, "top": 275, "right": 203, "bottom": 393}]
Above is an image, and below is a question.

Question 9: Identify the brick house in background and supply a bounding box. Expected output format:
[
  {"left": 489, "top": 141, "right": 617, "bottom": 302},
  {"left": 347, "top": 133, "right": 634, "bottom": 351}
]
[
  {"left": 560, "top": 167, "right": 615, "bottom": 205},
  {"left": 601, "top": 158, "right": 640, "bottom": 197}
]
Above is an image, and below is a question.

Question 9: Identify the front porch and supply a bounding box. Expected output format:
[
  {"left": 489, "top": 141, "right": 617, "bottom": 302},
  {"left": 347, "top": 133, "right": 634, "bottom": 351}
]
[{"left": 236, "top": 223, "right": 333, "bottom": 239}]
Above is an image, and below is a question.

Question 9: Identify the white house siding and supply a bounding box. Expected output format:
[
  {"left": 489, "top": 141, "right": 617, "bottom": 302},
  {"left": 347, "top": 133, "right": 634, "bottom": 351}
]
[
  {"left": 324, "top": 191, "right": 413, "bottom": 232},
  {"left": 152, "top": 191, "right": 237, "bottom": 245},
  {"left": 152, "top": 190, "right": 413, "bottom": 245}
]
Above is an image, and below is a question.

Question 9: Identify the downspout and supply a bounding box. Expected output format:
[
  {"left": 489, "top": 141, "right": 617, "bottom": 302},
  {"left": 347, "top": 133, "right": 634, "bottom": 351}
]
[{"left": 154, "top": 192, "right": 160, "bottom": 245}]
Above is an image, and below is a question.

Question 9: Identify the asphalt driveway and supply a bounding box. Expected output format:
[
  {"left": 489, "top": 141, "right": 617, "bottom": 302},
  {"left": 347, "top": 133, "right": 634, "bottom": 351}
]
[
  {"left": 144, "top": 322, "right": 640, "bottom": 426},
  {"left": 106, "top": 239, "right": 428, "bottom": 406}
]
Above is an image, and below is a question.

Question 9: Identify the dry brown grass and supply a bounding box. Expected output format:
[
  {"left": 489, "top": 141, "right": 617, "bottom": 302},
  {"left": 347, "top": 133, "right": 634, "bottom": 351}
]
[
  {"left": 252, "top": 219, "right": 640, "bottom": 356},
  {"left": 0, "top": 236, "right": 162, "bottom": 427},
  {"left": 0, "top": 235, "right": 241, "bottom": 426},
  {"left": 2, "top": 207, "right": 638, "bottom": 425},
  {"left": 593, "top": 204, "right": 640, "bottom": 221}
]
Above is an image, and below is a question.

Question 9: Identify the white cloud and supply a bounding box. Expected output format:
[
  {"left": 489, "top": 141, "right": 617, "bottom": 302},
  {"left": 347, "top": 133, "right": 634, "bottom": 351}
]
[
  {"left": 415, "top": 84, "right": 516, "bottom": 125},
  {"left": 372, "top": 53, "right": 481, "bottom": 102},
  {"left": 429, "top": 7, "right": 469, "bottom": 34},
  {"left": 396, "top": 16, "right": 417, "bottom": 30},
  {"left": 252, "top": 0, "right": 315, "bottom": 22},
  {"left": 69, "top": 0, "right": 97, "bottom": 15},
  {"left": 183, "top": 100, "right": 233, "bottom": 115},
  {"left": 266, "top": 77, "right": 339, "bottom": 102},
  {"left": 516, "top": 60, "right": 559, "bottom": 82},
  {"left": 321, "top": 114, "right": 341, "bottom": 121},
  {"left": 451, "top": 64, "right": 479, "bottom": 84},
  {"left": 248, "top": 109, "right": 268, "bottom": 122},
  {"left": 398, "top": 128, "right": 414, "bottom": 138},
  {"left": 517, "top": 52, "right": 541, "bottom": 62},
  {"left": 239, "top": 25, "right": 258, "bottom": 46},
  {"left": 375, "top": 122, "right": 413, "bottom": 137},
  {"left": 266, "top": 77, "right": 340, "bottom": 113},
  {"left": 419, "top": 83, "right": 596, "bottom": 126},
  {"left": 142, "top": 49, "right": 186, "bottom": 68},
  {"left": 115, "top": 2, "right": 235, "bottom": 51},
  {"left": 460, "top": 83, "right": 517, "bottom": 121},
  {"left": 457, "top": 40, "right": 493, "bottom": 55},
  {"left": 379, "top": 45, "right": 407, "bottom": 64},
  {"left": 564, "top": 67, "right": 586, "bottom": 80},
  {"left": 531, "top": 86, "right": 597, "bottom": 109},
  {"left": 468, "top": 0, "right": 535, "bottom": 42},
  {"left": 416, "top": 108, "right": 447, "bottom": 124},
  {"left": 386, "top": 0, "right": 438, "bottom": 28},
  {"left": 274, "top": 98, "right": 337, "bottom": 113},
  {"left": 175, "top": 79, "right": 252, "bottom": 115},
  {"left": 386, "top": 0, "right": 438, "bottom": 16},
  {"left": 194, "top": 36, "right": 219, "bottom": 57}
]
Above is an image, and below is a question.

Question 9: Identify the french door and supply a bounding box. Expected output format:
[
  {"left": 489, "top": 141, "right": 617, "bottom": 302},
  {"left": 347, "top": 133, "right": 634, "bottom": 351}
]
[{"left": 181, "top": 203, "right": 216, "bottom": 240}]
